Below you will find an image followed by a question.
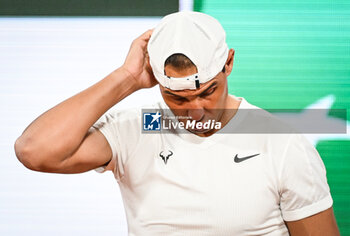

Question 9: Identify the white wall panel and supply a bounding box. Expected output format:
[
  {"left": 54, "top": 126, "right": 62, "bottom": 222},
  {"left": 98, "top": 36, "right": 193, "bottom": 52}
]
[{"left": 0, "top": 17, "right": 162, "bottom": 236}]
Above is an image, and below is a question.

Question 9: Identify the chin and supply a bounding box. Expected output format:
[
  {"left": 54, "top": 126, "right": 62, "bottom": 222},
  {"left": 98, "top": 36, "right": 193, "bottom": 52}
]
[{"left": 187, "top": 128, "right": 212, "bottom": 135}]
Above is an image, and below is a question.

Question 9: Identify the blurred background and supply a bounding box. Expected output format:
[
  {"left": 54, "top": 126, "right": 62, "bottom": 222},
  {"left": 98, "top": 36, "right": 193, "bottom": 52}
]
[{"left": 0, "top": 0, "right": 349, "bottom": 235}]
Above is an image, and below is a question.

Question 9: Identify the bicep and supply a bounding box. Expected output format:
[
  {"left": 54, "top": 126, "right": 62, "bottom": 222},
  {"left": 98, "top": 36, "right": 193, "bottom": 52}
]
[
  {"left": 54, "top": 129, "right": 113, "bottom": 174},
  {"left": 285, "top": 207, "right": 340, "bottom": 236}
]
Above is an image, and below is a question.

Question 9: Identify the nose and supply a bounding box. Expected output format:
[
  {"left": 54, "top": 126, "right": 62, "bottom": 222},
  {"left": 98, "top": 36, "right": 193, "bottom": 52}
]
[
  {"left": 186, "top": 100, "right": 205, "bottom": 121},
  {"left": 188, "top": 109, "right": 204, "bottom": 121}
]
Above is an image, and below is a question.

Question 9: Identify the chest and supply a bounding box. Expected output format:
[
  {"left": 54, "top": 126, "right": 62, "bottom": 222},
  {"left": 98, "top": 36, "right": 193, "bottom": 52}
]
[{"left": 120, "top": 134, "right": 284, "bottom": 234}]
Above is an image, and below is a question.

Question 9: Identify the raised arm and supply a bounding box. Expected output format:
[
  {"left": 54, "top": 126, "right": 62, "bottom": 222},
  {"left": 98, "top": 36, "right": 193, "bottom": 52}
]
[{"left": 14, "top": 29, "right": 157, "bottom": 174}]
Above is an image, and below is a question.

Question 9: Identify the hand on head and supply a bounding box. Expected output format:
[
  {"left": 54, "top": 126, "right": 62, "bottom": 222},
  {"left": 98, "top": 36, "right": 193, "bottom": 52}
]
[{"left": 122, "top": 29, "right": 158, "bottom": 90}]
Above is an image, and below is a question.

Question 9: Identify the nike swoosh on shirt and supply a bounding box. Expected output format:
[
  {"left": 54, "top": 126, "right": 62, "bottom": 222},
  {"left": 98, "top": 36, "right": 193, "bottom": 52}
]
[{"left": 234, "top": 153, "right": 260, "bottom": 163}]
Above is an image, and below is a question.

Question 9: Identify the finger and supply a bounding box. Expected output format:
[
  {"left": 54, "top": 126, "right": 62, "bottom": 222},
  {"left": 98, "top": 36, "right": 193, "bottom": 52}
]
[
  {"left": 145, "top": 51, "right": 150, "bottom": 67},
  {"left": 136, "top": 29, "right": 154, "bottom": 50},
  {"left": 138, "top": 29, "right": 154, "bottom": 42}
]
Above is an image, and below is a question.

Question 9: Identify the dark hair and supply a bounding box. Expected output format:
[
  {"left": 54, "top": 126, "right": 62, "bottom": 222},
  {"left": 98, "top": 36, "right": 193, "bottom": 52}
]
[
  {"left": 164, "top": 53, "right": 195, "bottom": 69},
  {"left": 164, "top": 53, "right": 226, "bottom": 73}
]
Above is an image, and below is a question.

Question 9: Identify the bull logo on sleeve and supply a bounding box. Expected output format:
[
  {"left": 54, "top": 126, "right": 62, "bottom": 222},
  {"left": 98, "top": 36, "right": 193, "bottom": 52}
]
[{"left": 159, "top": 150, "right": 173, "bottom": 164}]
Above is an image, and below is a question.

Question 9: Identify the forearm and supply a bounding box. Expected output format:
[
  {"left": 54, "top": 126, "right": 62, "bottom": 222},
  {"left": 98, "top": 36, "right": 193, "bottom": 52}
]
[{"left": 15, "top": 67, "right": 137, "bottom": 168}]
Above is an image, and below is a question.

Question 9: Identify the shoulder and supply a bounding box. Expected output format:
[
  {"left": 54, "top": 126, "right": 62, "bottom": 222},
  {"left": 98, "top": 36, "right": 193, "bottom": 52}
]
[{"left": 234, "top": 96, "right": 298, "bottom": 134}]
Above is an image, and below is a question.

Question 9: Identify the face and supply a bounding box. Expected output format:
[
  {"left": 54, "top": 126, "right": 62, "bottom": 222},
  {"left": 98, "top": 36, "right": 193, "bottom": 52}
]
[{"left": 159, "top": 49, "right": 235, "bottom": 137}]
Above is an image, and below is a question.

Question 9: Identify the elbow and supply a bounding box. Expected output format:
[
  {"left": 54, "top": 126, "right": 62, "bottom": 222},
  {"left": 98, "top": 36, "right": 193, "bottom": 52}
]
[{"left": 14, "top": 136, "right": 53, "bottom": 172}]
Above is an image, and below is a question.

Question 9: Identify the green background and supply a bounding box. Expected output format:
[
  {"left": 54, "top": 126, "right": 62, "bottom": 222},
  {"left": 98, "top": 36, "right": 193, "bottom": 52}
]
[{"left": 195, "top": 0, "right": 350, "bottom": 234}]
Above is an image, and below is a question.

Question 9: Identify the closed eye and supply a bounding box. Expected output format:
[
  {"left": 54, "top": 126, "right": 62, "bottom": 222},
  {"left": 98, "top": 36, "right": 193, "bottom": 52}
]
[
  {"left": 163, "top": 90, "right": 187, "bottom": 103},
  {"left": 167, "top": 94, "right": 188, "bottom": 103},
  {"left": 174, "top": 96, "right": 187, "bottom": 102},
  {"left": 200, "top": 87, "right": 216, "bottom": 97}
]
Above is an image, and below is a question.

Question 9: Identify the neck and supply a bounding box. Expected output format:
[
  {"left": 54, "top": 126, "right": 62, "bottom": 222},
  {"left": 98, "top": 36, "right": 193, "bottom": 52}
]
[
  {"left": 220, "top": 94, "right": 241, "bottom": 127},
  {"left": 195, "top": 95, "right": 241, "bottom": 137}
]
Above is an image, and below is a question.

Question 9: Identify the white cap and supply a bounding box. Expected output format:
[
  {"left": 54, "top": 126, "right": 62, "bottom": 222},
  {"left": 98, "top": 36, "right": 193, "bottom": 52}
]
[{"left": 147, "top": 11, "right": 229, "bottom": 90}]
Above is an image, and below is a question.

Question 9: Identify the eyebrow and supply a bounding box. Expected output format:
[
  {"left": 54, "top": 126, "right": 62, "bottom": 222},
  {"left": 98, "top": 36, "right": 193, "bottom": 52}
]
[
  {"left": 199, "top": 82, "right": 218, "bottom": 96},
  {"left": 163, "top": 82, "right": 218, "bottom": 98}
]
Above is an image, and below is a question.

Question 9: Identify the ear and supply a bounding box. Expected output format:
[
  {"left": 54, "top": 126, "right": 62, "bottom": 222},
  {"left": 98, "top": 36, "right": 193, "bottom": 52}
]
[{"left": 224, "top": 48, "right": 235, "bottom": 76}]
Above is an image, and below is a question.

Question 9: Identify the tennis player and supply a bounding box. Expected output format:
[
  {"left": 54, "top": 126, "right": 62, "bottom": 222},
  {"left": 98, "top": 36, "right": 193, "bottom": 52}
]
[{"left": 15, "top": 12, "right": 340, "bottom": 235}]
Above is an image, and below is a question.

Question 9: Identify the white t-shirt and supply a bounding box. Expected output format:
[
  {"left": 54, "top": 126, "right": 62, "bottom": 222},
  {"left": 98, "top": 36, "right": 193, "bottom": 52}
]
[{"left": 93, "top": 96, "right": 332, "bottom": 236}]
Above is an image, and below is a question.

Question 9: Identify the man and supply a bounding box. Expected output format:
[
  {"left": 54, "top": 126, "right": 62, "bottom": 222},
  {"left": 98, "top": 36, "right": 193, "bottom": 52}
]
[{"left": 15, "top": 12, "right": 339, "bottom": 235}]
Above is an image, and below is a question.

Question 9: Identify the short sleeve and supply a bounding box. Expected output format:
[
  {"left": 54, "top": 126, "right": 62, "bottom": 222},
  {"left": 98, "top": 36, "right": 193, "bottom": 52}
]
[
  {"left": 92, "top": 108, "right": 142, "bottom": 181},
  {"left": 279, "top": 134, "right": 333, "bottom": 221}
]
